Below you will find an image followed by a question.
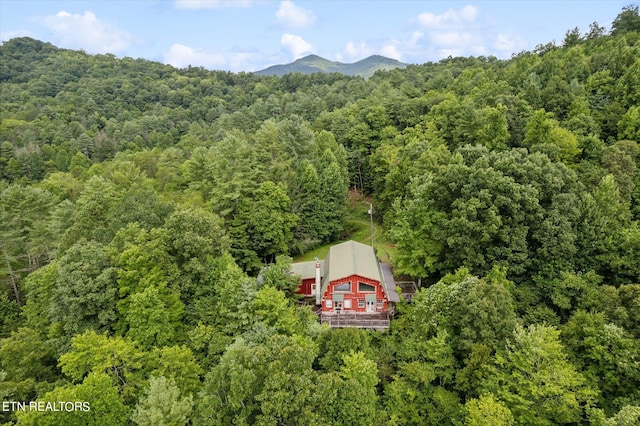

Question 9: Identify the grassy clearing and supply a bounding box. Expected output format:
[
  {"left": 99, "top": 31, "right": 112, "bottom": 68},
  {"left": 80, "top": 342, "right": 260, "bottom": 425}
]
[{"left": 293, "top": 191, "right": 396, "bottom": 264}]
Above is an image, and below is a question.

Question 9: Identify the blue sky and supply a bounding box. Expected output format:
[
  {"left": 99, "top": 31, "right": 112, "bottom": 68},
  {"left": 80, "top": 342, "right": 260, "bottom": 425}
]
[{"left": 0, "top": 1, "right": 629, "bottom": 72}]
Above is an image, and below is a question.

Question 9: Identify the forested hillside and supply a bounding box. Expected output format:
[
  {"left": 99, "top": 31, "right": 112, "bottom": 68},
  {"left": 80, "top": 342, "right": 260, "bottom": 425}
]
[{"left": 1, "top": 6, "right": 639, "bottom": 425}]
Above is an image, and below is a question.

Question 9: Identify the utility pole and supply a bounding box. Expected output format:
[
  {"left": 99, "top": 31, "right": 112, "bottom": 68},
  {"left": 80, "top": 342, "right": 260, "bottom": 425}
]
[{"left": 368, "top": 202, "right": 373, "bottom": 247}]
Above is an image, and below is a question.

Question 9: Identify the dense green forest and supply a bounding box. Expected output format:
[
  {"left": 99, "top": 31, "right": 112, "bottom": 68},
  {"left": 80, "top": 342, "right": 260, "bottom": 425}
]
[{"left": 1, "top": 5, "right": 640, "bottom": 425}]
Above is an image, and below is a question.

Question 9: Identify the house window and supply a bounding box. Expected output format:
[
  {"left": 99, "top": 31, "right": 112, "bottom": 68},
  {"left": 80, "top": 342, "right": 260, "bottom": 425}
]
[
  {"left": 358, "top": 299, "right": 365, "bottom": 308},
  {"left": 377, "top": 299, "right": 384, "bottom": 310},
  {"left": 358, "top": 282, "right": 376, "bottom": 292},
  {"left": 334, "top": 282, "right": 351, "bottom": 292},
  {"left": 325, "top": 300, "right": 332, "bottom": 308},
  {"left": 344, "top": 299, "right": 352, "bottom": 309}
]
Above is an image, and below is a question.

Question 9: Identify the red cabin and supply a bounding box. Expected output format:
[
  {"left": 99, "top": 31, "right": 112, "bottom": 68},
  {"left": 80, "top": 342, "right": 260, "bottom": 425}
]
[{"left": 291, "top": 240, "right": 400, "bottom": 329}]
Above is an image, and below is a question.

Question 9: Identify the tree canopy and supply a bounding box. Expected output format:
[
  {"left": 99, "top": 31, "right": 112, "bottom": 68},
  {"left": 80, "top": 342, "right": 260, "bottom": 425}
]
[{"left": 1, "top": 6, "right": 639, "bottom": 424}]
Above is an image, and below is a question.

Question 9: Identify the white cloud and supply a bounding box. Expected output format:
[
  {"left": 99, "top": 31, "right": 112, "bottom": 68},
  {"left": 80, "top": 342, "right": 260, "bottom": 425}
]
[
  {"left": 336, "top": 41, "right": 372, "bottom": 62},
  {"left": 408, "top": 31, "right": 424, "bottom": 47},
  {"left": 381, "top": 41, "right": 402, "bottom": 61},
  {"left": 494, "top": 33, "right": 527, "bottom": 55},
  {"left": 175, "top": 0, "right": 252, "bottom": 9},
  {"left": 276, "top": 1, "right": 315, "bottom": 29},
  {"left": 1, "top": 30, "right": 33, "bottom": 42},
  {"left": 164, "top": 43, "right": 224, "bottom": 68},
  {"left": 337, "top": 39, "right": 403, "bottom": 63},
  {"left": 42, "top": 10, "right": 133, "bottom": 54},
  {"left": 163, "top": 43, "right": 255, "bottom": 71},
  {"left": 417, "top": 5, "right": 478, "bottom": 29},
  {"left": 428, "top": 31, "right": 475, "bottom": 47},
  {"left": 281, "top": 33, "right": 313, "bottom": 59},
  {"left": 410, "top": 5, "right": 495, "bottom": 60}
]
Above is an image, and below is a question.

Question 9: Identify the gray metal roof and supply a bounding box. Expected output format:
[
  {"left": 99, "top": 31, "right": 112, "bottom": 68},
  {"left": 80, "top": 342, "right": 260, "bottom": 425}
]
[
  {"left": 291, "top": 240, "right": 400, "bottom": 304},
  {"left": 325, "top": 240, "right": 382, "bottom": 283},
  {"left": 380, "top": 262, "right": 401, "bottom": 303},
  {"left": 290, "top": 259, "right": 325, "bottom": 280}
]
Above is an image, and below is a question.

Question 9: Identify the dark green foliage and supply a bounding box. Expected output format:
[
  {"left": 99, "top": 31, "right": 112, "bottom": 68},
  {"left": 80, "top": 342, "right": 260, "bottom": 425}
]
[
  {"left": 229, "top": 181, "right": 297, "bottom": 272},
  {"left": 1, "top": 8, "right": 640, "bottom": 423},
  {"left": 611, "top": 5, "right": 640, "bottom": 35},
  {"left": 194, "top": 335, "right": 320, "bottom": 426},
  {"left": 50, "top": 241, "right": 118, "bottom": 337},
  {"left": 316, "top": 327, "right": 373, "bottom": 371}
]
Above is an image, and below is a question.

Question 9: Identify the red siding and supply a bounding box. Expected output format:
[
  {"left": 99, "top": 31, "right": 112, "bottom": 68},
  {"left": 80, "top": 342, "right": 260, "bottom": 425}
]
[
  {"left": 297, "top": 278, "right": 316, "bottom": 296},
  {"left": 320, "top": 274, "right": 389, "bottom": 313}
]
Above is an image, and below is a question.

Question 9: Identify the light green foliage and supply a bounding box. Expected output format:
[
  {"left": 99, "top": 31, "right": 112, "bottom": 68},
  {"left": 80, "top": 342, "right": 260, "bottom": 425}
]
[
  {"left": 603, "top": 405, "right": 640, "bottom": 426},
  {"left": 618, "top": 105, "right": 640, "bottom": 140},
  {"left": 194, "top": 335, "right": 318, "bottom": 426},
  {"left": 562, "top": 311, "right": 640, "bottom": 413},
  {"left": 550, "top": 126, "right": 581, "bottom": 162},
  {"left": 576, "top": 174, "right": 634, "bottom": 282},
  {"left": 486, "top": 324, "right": 595, "bottom": 425},
  {"left": 131, "top": 376, "right": 193, "bottom": 426},
  {"left": 20, "top": 261, "right": 57, "bottom": 333},
  {"left": 68, "top": 151, "right": 91, "bottom": 177},
  {"left": 464, "top": 393, "right": 514, "bottom": 426},
  {"left": 110, "top": 225, "right": 184, "bottom": 337},
  {"left": 126, "top": 285, "right": 179, "bottom": 348},
  {"left": 147, "top": 345, "right": 203, "bottom": 397},
  {"left": 57, "top": 331, "right": 202, "bottom": 408},
  {"left": 335, "top": 351, "right": 380, "bottom": 425},
  {"left": 209, "top": 256, "right": 257, "bottom": 335},
  {"left": 523, "top": 109, "right": 555, "bottom": 146},
  {"left": 253, "top": 286, "right": 308, "bottom": 336},
  {"left": 258, "top": 255, "right": 301, "bottom": 298},
  {"left": 473, "top": 104, "right": 509, "bottom": 150},
  {"left": 58, "top": 331, "right": 146, "bottom": 402},
  {"left": 341, "top": 351, "right": 378, "bottom": 388},
  {"left": 15, "top": 372, "right": 130, "bottom": 426}
]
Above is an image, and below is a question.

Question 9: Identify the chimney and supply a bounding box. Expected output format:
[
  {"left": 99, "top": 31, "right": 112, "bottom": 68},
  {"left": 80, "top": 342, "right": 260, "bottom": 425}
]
[{"left": 315, "top": 257, "right": 321, "bottom": 306}]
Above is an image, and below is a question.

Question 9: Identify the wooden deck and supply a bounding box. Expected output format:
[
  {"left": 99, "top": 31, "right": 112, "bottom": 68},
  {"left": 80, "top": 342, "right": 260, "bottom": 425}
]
[
  {"left": 396, "top": 281, "right": 418, "bottom": 303},
  {"left": 320, "top": 313, "right": 390, "bottom": 330}
]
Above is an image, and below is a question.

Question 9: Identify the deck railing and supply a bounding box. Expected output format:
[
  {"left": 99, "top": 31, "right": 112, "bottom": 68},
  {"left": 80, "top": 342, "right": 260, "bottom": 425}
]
[{"left": 320, "top": 313, "right": 390, "bottom": 330}]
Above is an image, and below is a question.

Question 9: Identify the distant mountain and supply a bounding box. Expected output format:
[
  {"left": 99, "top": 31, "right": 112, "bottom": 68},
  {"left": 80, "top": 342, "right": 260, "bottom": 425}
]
[{"left": 255, "top": 54, "right": 407, "bottom": 78}]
